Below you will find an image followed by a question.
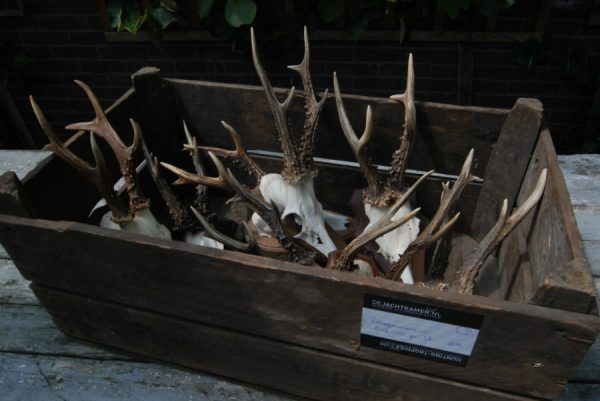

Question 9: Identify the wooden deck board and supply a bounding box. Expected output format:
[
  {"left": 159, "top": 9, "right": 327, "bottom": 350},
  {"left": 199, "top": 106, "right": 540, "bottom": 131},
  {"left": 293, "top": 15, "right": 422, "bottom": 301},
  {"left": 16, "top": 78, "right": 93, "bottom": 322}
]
[{"left": 0, "top": 151, "right": 598, "bottom": 400}]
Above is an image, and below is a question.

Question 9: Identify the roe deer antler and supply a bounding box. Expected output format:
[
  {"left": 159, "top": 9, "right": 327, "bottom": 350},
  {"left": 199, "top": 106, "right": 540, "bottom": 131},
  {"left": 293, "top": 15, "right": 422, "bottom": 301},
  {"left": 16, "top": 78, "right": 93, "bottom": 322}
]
[
  {"left": 327, "top": 170, "right": 433, "bottom": 271},
  {"left": 31, "top": 96, "right": 129, "bottom": 220},
  {"left": 387, "top": 150, "right": 478, "bottom": 281},
  {"left": 31, "top": 83, "right": 171, "bottom": 239},
  {"left": 250, "top": 27, "right": 336, "bottom": 256},
  {"left": 65, "top": 80, "right": 150, "bottom": 219},
  {"left": 333, "top": 54, "right": 421, "bottom": 281},
  {"left": 455, "top": 169, "right": 548, "bottom": 294}
]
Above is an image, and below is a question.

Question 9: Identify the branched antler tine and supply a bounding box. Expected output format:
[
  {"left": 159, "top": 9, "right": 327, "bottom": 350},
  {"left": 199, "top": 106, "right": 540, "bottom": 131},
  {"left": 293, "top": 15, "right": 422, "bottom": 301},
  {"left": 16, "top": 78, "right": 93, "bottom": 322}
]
[
  {"left": 386, "top": 151, "right": 475, "bottom": 281},
  {"left": 141, "top": 139, "right": 189, "bottom": 230},
  {"left": 183, "top": 121, "right": 205, "bottom": 176},
  {"left": 189, "top": 121, "right": 265, "bottom": 180},
  {"left": 288, "top": 27, "right": 316, "bottom": 102},
  {"left": 182, "top": 121, "right": 211, "bottom": 215},
  {"left": 387, "top": 170, "right": 434, "bottom": 217},
  {"left": 333, "top": 72, "right": 379, "bottom": 194},
  {"left": 331, "top": 170, "right": 433, "bottom": 271},
  {"left": 388, "top": 53, "right": 416, "bottom": 188},
  {"left": 30, "top": 96, "right": 94, "bottom": 175},
  {"left": 160, "top": 159, "right": 230, "bottom": 190},
  {"left": 456, "top": 169, "right": 548, "bottom": 294},
  {"left": 431, "top": 148, "right": 477, "bottom": 231},
  {"left": 190, "top": 206, "right": 253, "bottom": 252},
  {"left": 66, "top": 80, "right": 127, "bottom": 152},
  {"left": 288, "top": 26, "right": 327, "bottom": 171},
  {"left": 388, "top": 212, "right": 461, "bottom": 282},
  {"left": 31, "top": 95, "right": 129, "bottom": 219},
  {"left": 220, "top": 121, "right": 265, "bottom": 178},
  {"left": 250, "top": 27, "right": 297, "bottom": 169}
]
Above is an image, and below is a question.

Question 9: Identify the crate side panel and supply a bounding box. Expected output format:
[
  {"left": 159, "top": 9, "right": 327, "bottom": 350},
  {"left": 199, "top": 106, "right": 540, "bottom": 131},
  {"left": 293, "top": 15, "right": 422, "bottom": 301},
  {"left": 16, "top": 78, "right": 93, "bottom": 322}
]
[
  {"left": 0, "top": 215, "right": 598, "bottom": 399},
  {"left": 168, "top": 79, "right": 508, "bottom": 178},
  {"left": 529, "top": 132, "right": 595, "bottom": 312},
  {"left": 470, "top": 98, "right": 543, "bottom": 241},
  {"left": 33, "top": 285, "right": 539, "bottom": 401}
]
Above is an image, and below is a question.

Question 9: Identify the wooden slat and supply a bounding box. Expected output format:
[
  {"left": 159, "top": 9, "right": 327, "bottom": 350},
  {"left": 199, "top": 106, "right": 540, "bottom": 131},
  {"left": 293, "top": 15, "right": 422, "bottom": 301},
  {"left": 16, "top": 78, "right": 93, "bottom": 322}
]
[
  {"left": 0, "top": 215, "right": 598, "bottom": 399},
  {"left": 169, "top": 79, "right": 508, "bottom": 179},
  {"left": 33, "top": 285, "right": 538, "bottom": 401},
  {"left": 131, "top": 67, "right": 187, "bottom": 166},
  {"left": 471, "top": 98, "right": 543, "bottom": 240},
  {"left": 528, "top": 133, "right": 596, "bottom": 312}
]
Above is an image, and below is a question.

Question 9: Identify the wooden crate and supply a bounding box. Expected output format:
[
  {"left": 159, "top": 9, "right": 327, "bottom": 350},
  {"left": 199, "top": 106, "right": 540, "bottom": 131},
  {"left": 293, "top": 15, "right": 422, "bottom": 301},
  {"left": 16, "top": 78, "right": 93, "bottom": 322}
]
[{"left": 0, "top": 68, "right": 599, "bottom": 401}]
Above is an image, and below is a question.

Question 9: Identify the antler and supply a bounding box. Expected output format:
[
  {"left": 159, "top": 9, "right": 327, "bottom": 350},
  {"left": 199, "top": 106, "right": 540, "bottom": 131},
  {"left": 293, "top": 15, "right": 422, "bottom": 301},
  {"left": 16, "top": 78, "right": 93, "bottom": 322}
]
[
  {"left": 65, "top": 80, "right": 149, "bottom": 215},
  {"left": 333, "top": 73, "right": 381, "bottom": 203},
  {"left": 251, "top": 26, "right": 327, "bottom": 183},
  {"left": 327, "top": 170, "right": 433, "bottom": 271},
  {"left": 288, "top": 26, "right": 329, "bottom": 175},
  {"left": 387, "top": 150, "right": 478, "bottom": 281},
  {"left": 187, "top": 120, "right": 264, "bottom": 182},
  {"left": 30, "top": 95, "right": 131, "bottom": 221},
  {"left": 141, "top": 138, "right": 196, "bottom": 232},
  {"left": 455, "top": 169, "right": 548, "bottom": 294},
  {"left": 333, "top": 54, "right": 416, "bottom": 207},
  {"left": 388, "top": 53, "right": 416, "bottom": 192},
  {"left": 208, "top": 153, "right": 318, "bottom": 264}
]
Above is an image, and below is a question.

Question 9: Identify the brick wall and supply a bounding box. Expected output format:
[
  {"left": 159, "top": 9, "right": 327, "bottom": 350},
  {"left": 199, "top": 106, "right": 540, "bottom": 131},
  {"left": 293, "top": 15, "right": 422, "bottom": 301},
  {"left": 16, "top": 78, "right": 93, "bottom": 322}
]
[{"left": 1, "top": 0, "right": 599, "bottom": 153}]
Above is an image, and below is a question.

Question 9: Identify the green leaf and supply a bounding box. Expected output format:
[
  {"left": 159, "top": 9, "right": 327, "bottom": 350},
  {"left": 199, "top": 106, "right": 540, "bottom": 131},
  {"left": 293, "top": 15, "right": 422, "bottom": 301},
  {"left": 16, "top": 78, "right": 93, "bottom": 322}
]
[
  {"left": 224, "top": 0, "right": 257, "bottom": 28},
  {"left": 107, "top": 1, "right": 124, "bottom": 29},
  {"left": 196, "top": 0, "right": 215, "bottom": 19},
  {"left": 437, "top": 0, "right": 471, "bottom": 19},
  {"left": 318, "top": 0, "right": 344, "bottom": 24},
  {"left": 122, "top": 8, "right": 148, "bottom": 34},
  {"left": 150, "top": 5, "right": 178, "bottom": 29}
]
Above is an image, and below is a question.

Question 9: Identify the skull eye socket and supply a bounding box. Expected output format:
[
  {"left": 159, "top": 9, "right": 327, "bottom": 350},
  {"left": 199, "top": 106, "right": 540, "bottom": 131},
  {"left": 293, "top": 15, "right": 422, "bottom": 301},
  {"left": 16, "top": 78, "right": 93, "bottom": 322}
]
[{"left": 282, "top": 213, "right": 302, "bottom": 236}]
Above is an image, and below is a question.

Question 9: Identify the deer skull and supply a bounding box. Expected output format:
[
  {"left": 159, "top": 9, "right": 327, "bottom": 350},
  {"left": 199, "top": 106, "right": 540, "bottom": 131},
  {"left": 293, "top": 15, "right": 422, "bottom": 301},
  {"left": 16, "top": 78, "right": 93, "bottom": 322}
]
[{"left": 254, "top": 173, "right": 336, "bottom": 255}]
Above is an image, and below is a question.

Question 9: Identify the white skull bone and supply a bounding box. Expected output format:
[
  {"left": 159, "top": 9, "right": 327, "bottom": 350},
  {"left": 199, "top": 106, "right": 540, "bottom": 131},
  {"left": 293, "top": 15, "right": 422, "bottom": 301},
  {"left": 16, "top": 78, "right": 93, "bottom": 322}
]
[
  {"left": 252, "top": 173, "right": 337, "bottom": 256},
  {"left": 364, "top": 203, "right": 419, "bottom": 284}
]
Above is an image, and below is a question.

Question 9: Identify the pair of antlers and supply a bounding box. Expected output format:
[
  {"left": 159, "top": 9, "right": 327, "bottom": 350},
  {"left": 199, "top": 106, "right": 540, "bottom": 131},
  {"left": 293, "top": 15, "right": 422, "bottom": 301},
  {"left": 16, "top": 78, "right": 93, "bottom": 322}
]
[{"left": 30, "top": 81, "right": 148, "bottom": 223}]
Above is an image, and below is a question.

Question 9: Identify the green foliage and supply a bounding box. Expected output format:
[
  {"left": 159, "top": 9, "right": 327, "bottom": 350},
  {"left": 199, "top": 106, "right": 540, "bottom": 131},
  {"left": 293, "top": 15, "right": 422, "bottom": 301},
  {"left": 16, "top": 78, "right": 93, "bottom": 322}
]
[
  {"left": 150, "top": 5, "right": 178, "bottom": 29},
  {"left": 104, "top": 0, "right": 518, "bottom": 42},
  {"left": 224, "top": 0, "right": 257, "bottom": 27}
]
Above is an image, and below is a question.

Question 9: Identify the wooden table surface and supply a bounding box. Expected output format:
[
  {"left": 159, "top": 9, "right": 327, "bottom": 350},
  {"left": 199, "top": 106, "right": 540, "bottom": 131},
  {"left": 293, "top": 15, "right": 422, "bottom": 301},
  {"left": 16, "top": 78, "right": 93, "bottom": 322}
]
[{"left": 0, "top": 150, "right": 598, "bottom": 401}]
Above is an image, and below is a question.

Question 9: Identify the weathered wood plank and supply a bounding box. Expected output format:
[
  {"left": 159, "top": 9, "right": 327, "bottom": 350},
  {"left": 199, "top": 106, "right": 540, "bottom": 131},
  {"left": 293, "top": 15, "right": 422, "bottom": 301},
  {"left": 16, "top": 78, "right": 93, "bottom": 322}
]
[
  {"left": 131, "top": 67, "right": 186, "bottom": 166},
  {"left": 1, "top": 215, "right": 598, "bottom": 399},
  {"left": 34, "top": 285, "right": 538, "bottom": 401},
  {"left": 0, "top": 258, "right": 36, "bottom": 305},
  {"left": 529, "top": 133, "right": 596, "bottom": 312},
  {"left": 471, "top": 99, "right": 543, "bottom": 240},
  {"left": 169, "top": 79, "right": 508, "bottom": 179},
  {"left": 0, "top": 304, "right": 126, "bottom": 360},
  {"left": 0, "top": 353, "right": 297, "bottom": 401}
]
